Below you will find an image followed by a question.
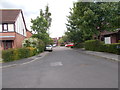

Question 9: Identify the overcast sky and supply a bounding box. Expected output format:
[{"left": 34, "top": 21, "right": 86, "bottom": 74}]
[{"left": 0, "top": 0, "right": 77, "bottom": 38}]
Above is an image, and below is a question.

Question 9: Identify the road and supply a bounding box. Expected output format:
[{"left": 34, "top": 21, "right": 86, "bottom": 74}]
[{"left": 2, "top": 47, "right": 118, "bottom": 88}]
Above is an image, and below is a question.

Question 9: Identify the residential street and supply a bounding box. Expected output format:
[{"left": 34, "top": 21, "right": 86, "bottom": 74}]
[{"left": 2, "top": 47, "right": 118, "bottom": 88}]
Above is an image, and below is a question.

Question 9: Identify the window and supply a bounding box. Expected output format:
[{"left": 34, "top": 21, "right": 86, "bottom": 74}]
[
  {"left": 3, "top": 24, "right": 8, "bottom": 32},
  {"left": 105, "top": 37, "right": 111, "bottom": 44},
  {"left": 8, "top": 24, "right": 14, "bottom": 32}
]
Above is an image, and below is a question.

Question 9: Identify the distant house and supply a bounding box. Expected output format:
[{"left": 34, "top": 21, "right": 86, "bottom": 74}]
[
  {"left": 101, "top": 29, "right": 120, "bottom": 44},
  {"left": 0, "top": 9, "right": 32, "bottom": 50},
  {"left": 52, "top": 38, "right": 58, "bottom": 45}
]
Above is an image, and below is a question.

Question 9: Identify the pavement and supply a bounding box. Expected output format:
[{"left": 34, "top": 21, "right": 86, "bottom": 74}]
[
  {"left": 1, "top": 51, "right": 50, "bottom": 69},
  {"left": 73, "top": 48, "right": 120, "bottom": 61}
]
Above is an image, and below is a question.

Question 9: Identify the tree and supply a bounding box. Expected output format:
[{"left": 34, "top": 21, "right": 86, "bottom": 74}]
[
  {"left": 66, "top": 2, "right": 120, "bottom": 43},
  {"left": 39, "top": 5, "right": 52, "bottom": 33},
  {"left": 44, "top": 5, "right": 52, "bottom": 31},
  {"left": 31, "top": 5, "right": 52, "bottom": 45},
  {"left": 58, "top": 35, "right": 71, "bottom": 46}
]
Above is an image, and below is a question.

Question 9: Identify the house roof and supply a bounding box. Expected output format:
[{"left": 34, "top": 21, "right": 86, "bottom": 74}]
[
  {"left": 0, "top": 9, "right": 28, "bottom": 31},
  {"left": 101, "top": 29, "right": 120, "bottom": 36},
  {"left": 0, "top": 9, "right": 21, "bottom": 23}
]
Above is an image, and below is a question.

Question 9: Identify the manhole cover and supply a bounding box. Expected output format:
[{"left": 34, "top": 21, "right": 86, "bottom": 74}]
[{"left": 50, "top": 62, "right": 63, "bottom": 66}]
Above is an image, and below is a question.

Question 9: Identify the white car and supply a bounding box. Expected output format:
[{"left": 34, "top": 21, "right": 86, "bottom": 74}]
[{"left": 45, "top": 45, "right": 53, "bottom": 52}]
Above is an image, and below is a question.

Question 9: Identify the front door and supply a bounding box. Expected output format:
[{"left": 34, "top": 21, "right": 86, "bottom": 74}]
[{"left": 3, "top": 40, "right": 13, "bottom": 50}]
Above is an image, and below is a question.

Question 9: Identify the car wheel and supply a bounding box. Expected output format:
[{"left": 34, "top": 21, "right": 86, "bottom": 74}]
[{"left": 49, "top": 50, "right": 52, "bottom": 52}]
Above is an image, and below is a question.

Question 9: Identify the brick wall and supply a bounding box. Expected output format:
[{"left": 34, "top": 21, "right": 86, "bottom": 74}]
[
  {"left": 13, "top": 33, "right": 26, "bottom": 48},
  {"left": 0, "top": 32, "right": 16, "bottom": 50},
  {"left": 111, "top": 35, "right": 117, "bottom": 43},
  {"left": 0, "top": 31, "right": 32, "bottom": 50},
  {"left": 26, "top": 31, "right": 32, "bottom": 38}
]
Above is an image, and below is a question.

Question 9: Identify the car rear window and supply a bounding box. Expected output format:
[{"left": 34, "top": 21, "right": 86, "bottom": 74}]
[{"left": 46, "top": 45, "right": 52, "bottom": 47}]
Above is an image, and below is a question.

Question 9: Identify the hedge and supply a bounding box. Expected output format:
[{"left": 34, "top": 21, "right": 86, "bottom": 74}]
[
  {"left": 73, "top": 43, "right": 84, "bottom": 48},
  {"left": 2, "top": 47, "right": 37, "bottom": 62},
  {"left": 102, "top": 43, "right": 120, "bottom": 55},
  {"left": 84, "top": 40, "right": 120, "bottom": 55}
]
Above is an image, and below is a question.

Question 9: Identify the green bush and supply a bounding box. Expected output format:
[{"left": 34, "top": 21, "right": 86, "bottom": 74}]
[
  {"left": 22, "top": 37, "right": 45, "bottom": 53},
  {"left": 60, "top": 43, "right": 65, "bottom": 46},
  {"left": 84, "top": 40, "right": 120, "bottom": 55},
  {"left": 73, "top": 43, "right": 84, "bottom": 48},
  {"left": 84, "top": 40, "right": 103, "bottom": 51},
  {"left": 103, "top": 43, "right": 120, "bottom": 55},
  {"left": 2, "top": 47, "right": 37, "bottom": 62},
  {"left": 2, "top": 49, "right": 14, "bottom": 62},
  {"left": 37, "top": 40, "right": 45, "bottom": 53}
]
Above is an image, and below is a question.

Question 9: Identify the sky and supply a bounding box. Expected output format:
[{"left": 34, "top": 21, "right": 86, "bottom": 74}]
[{"left": 0, "top": 0, "right": 77, "bottom": 38}]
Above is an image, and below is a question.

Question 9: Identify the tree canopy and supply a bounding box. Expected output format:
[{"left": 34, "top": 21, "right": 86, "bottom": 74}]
[{"left": 66, "top": 2, "right": 120, "bottom": 43}]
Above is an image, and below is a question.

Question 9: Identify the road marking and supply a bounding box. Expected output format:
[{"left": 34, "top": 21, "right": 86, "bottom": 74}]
[{"left": 50, "top": 62, "right": 63, "bottom": 66}]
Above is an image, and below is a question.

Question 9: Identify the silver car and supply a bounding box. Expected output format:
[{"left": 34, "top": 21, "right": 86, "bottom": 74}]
[{"left": 45, "top": 45, "right": 53, "bottom": 52}]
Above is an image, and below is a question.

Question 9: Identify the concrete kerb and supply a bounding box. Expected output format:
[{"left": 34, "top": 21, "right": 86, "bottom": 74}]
[
  {"left": 73, "top": 48, "right": 120, "bottom": 62},
  {"left": 0, "top": 51, "right": 49, "bottom": 69},
  {"left": 85, "top": 51, "right": 119, "bottom": 62}
]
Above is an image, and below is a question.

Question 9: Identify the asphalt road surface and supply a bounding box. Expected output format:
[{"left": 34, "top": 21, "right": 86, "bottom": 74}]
[{"left": 2, "top": 47, "right": 118, "bottom": 88}]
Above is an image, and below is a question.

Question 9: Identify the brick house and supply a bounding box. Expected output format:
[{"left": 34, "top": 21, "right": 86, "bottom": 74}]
[
  {"left": 101, "top": 29, "right": 120, "bottom": 44},
  {"left": 52, "top": 38, "right": 58, "bottom": 45},
  {"left": 0, "top": 9, "right": 32, "bottom": 50}
]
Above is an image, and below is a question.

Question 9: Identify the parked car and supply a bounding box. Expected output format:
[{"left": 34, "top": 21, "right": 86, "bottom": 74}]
[
  {"left": 45, "top": 45, "right": 53, "bottom": 52},
  {"left": 65, "top": 43, "right": 74, "bottom": 47},
  {"left": 53, "top": 44, "right": 57, "bottom": 47}
]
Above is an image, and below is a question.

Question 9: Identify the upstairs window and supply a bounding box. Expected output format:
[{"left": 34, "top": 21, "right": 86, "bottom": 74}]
[
  {"left": 8, "top": 24, "right": 14, "bottom": 32},
  {"left": 3, "top": 24, "right": 8, "bottom": 32}
]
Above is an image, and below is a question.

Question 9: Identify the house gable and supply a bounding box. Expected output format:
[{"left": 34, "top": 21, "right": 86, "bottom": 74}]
[
  {"left": 0, "top": 9, "right": 28, "bottom": 37},
  {"left": 15, "top": 11, "right": 27, "bottom": 37}
]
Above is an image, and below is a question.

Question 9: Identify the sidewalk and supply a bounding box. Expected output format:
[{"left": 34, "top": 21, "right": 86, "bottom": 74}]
[
  {"left": 1, "top": 51, "right": 49, "bottom": 69},
  {"left": 74, "top": 48, "right": 120, "bottom": 61}
]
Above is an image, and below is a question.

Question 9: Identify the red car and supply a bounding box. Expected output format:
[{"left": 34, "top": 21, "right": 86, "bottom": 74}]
[{"left": 65, "top": 43, "right": 74, "bottom": 47}]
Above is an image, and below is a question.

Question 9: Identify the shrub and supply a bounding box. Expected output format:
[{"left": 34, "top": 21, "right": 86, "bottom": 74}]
[
  {"left": 60, "top": 43, "right": 65, "bottom": 46},
  {"left": 26, "top": 47, "right": 37, "bottom": 56},
  {"left": 37, "top": 40, "right": 45, "bottom": 53},
  {"left": 2, "top": 47, "right": 37, "bottom": 62},
  {"left": 71, "top": 46, "right": 74, "bottom": 48},
  {"left": 22, "top": 37, "right": 45, "bottom": 53},
  {"left": 74, "top": 43, "right": 84, "bottom": 48},
  {"left": 2, "top": 49, "right": 14, "bottom": 62},
  {"left": 103, "top": 43, "right": 120, "bottom": 55},
  {"left": 84, "top": 40, "right": 103, "bottom": 51},
  {"left": 84, "top": 40, "right": 120, "bottom": 55}
]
